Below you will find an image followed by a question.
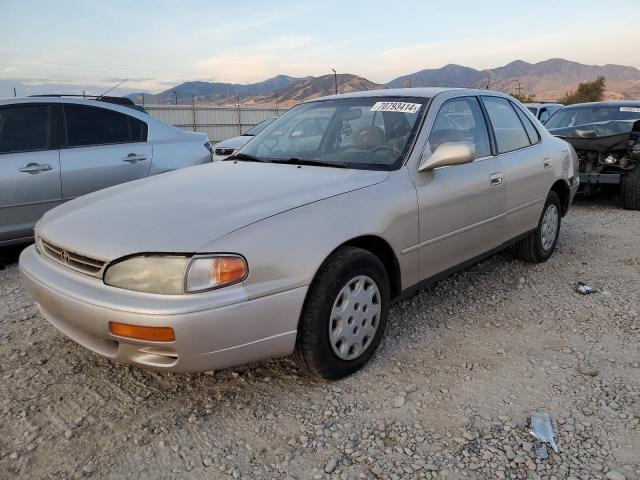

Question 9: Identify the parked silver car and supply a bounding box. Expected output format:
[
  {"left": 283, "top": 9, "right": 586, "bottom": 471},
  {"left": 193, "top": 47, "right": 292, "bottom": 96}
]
[
  {"left": 20, "top": 88, "right": 578, "bottom": 379},
  {"left": 211, "top": 117, "right": 276, "bottom": 161},
  {"left": 0, "top": 97, "right": 213, "bottom": 246}
]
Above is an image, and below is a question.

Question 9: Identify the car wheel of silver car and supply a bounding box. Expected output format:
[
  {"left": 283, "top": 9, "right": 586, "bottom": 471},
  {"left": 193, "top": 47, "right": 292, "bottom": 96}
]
[
  {"left": 294, "top": 246, "right": 390, "bottom": 380},
  {"left": 514, "top": 191, "right": 561, "bottom": 263}
]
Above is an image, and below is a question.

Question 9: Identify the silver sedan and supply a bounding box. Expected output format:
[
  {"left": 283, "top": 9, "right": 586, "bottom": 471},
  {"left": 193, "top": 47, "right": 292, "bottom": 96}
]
[
  {"left": 0, "top": 97, "right": 212, "bottom": 246},
  {"left": 20, "top": 88, "right": 579, "bottom": 380}
]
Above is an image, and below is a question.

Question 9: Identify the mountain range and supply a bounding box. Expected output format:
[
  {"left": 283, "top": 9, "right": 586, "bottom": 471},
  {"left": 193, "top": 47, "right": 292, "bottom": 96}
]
[{"left": 127, "top": 58, "right": 640, "bottom": 106}]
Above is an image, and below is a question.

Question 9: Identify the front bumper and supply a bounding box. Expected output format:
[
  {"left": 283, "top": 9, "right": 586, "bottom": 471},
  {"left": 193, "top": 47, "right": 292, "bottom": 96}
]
[{"left": 19, "top": 245, "right": 306, "bottom": 373}]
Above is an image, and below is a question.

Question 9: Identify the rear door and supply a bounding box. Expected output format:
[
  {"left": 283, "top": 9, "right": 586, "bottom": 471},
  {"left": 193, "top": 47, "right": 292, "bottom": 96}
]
[
  {"left": 481, "top": 96, "right": 551, "bottom": 241},
  {"left": 59, "top": 104, "right": 152, "bottom": 201},
  {"left": 0, "top": 103, "right": 62, "bottom": 242}
]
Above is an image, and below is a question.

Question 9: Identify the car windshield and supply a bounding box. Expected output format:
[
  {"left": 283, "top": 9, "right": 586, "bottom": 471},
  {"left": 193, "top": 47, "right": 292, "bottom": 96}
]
[
  {"left": 237, "top": 96, "right": 428, "bottom": 170},
  {"left": 243, "top": 117, "right": 276, "bottom": 136},
  {"left": 546, "top": 105, "right": 640, "bottom": 129}
]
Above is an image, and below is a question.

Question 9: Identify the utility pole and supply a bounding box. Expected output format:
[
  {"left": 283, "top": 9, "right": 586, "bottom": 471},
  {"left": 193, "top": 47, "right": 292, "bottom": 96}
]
[
  {"left": 172, "top": 90, "right": 178, "bottom": 105},
  {"left": 486, "top": 72, "right": 491, "bottom": 90},
  {"left": 13, "top": 87, "right": 16, "bottom": 97},
  {"left": 516, "top": 81, "right": 523, "bottom": 97},
  {"left": 332, "top": 68, "right": 338, "bottom": 95},
  {"left": 140, "top": 93, "right": 145, "bottom": 106},
  {"left": 236, "top": 95, "right": 241, "bottom": 135},
  {"left": 192, "top": 95, "right": 197, "bottom": 132}
]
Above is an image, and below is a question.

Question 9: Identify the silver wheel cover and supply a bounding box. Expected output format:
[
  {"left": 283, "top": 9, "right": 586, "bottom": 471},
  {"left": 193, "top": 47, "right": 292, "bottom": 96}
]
[
  {"left": 329, "top": 275, "right": 381, "bottom": 361},
  {"left": 541, "top": 204, "right": 559, "bottom": 251}
]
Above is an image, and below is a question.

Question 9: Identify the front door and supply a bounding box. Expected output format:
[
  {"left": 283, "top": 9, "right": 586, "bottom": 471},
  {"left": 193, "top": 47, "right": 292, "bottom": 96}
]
[
  {"left": 59, "top": 104, "right": 151, "bottom": 201},
  {"left": 411, "top": 96, "right": 506, "bottom": 280},
  {"left": 0, "top": 104, "right": 62, "bottom": 242}
]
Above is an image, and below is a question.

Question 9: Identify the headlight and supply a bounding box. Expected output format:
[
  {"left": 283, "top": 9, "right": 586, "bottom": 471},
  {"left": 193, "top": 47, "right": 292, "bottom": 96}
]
[{"left": 104, "top": 255, "right": 247, "bottom": 295}]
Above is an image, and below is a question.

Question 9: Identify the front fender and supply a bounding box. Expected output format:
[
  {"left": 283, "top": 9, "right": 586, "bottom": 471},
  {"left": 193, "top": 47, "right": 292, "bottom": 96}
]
[{"left": 198, "top": 168, "right": 419, "bottom": 301}]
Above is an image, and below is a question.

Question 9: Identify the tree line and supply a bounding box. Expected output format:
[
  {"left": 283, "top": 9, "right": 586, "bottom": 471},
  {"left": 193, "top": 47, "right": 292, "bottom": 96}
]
[{"left": 510, "top": 76, "right": 606, "bottom": 105}]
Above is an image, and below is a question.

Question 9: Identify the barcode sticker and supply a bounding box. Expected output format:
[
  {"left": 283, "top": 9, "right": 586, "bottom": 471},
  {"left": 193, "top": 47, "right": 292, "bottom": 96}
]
[{"left": 370, "top": 102, "right": 421, "bottom": 114}]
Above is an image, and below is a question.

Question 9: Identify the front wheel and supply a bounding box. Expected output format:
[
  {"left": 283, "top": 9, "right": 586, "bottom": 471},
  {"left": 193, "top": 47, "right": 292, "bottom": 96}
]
[
  {"left": 514, "top": 191, "right": 561, "bottom": 263},
  {"left": 293, "top": 247, "right": 390, "bottom": 380}
]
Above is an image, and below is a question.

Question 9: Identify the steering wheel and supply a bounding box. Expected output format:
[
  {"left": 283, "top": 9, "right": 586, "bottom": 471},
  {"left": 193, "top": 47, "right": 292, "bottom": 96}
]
[{"left": 371, "top": 145, "right": 402, "bottom": 155}]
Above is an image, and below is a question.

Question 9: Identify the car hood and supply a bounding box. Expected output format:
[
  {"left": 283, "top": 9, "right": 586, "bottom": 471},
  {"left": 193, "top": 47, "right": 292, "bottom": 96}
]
[
  {"left": 37, "top": 161, "right": 388, "bottom": 260},
  {"left": 215, "top": 135, "right": 252, "bottom": 150},
  {"left": 548, "top": 119, "right": 640, "bottom": 153}
]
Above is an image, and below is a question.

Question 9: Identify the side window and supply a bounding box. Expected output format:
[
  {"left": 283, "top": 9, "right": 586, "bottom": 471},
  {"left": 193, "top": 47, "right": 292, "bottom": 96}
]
[
  {"left": 481, "top": 96, "right": 530, "bottom": 153},
  {"left": 428, "top": 96, "right": 491, "bottom": 159},
  {"left": 0, "top": 105, "right": 51, "bottom": 154},
  {"left": 538, "top": 108, "right": 550, "bottom": 124},
  {"left": 64, "top": 105, "right": 146, "bottom": 147},
  {"left": 512, "top": 102, "right": 541, "bottom": 143}
]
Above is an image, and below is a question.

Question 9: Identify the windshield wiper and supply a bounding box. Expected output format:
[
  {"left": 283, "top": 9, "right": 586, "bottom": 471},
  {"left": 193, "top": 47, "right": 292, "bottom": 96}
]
[
  {"left": 269, "top": 157, "right": 347, "bottom": 168},
  {"left": 225, "top": 152, "right": 268, "bottom": 163}
]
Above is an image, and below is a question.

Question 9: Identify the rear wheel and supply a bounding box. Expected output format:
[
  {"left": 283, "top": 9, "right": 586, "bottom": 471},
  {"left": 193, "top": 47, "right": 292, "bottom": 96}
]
[
  {"left": 293, "top": 247, "right": 390, "bottom": 380},
  {"left": 622, "top": 166, "right": 640, "bottom": 210},
  {"left": 514, "top": 191, "right": 561, "bottom": 263}
]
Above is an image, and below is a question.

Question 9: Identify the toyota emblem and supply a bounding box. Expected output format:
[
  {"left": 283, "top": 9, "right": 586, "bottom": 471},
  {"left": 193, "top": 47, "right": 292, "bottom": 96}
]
[{"left": 60, "top": 251, "right": 70, "bottom": 263}]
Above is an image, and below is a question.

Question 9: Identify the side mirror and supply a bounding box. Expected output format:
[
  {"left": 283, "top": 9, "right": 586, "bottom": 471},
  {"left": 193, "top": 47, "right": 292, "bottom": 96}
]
[{"left": 418, "top": 142, "right": 475, "bottom": 172}]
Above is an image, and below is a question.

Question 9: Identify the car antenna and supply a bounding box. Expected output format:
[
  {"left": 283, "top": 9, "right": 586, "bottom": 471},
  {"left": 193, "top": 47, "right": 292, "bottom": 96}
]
[{"left": 97, "top": 79, "right": 128, "bottom": 99}]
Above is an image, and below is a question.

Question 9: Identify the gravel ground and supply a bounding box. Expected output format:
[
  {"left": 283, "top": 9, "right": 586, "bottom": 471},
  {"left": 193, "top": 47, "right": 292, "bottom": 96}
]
[{"left": 1, "top": 196, "right": 639, "bottom": 480}]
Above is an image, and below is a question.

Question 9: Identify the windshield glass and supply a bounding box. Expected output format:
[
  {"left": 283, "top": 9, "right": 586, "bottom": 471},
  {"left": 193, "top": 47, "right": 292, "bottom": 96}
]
[
  {"left": 243, "top": 117, "right": 276, "bottom": 136},
  {"left": 238, "top": 96, "right": 428, "bottom": 170},
  {"left": 546, "top": 105, "right": 640, "bottom": 129}
]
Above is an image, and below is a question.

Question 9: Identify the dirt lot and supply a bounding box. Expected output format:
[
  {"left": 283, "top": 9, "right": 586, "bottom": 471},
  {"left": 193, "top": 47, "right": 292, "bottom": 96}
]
[{"left": 1, "top": 196, "right": 639, "bottom": 480}]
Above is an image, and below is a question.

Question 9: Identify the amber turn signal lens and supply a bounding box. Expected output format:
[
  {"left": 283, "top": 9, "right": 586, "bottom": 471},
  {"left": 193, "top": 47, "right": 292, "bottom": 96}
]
[
  {"left": 109, "top": 322, "right": 175, "bottom": 342},
  {"left": 214, "top": 256, "right": 247, "bottom": 284}
]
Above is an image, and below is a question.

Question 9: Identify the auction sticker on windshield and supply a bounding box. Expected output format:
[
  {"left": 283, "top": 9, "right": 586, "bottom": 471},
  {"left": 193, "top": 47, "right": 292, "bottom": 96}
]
[
  {"left": 620, "top": 107, "right": 640, "bottom": 113},
  {"left": 371, "top": 102, "right": 421, "bottom": 114}
]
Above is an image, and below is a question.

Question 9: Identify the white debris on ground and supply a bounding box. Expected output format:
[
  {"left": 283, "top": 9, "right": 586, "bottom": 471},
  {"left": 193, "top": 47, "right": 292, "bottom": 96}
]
[{"left": 1, "top": 196, "right": 639, "bottom": 479}]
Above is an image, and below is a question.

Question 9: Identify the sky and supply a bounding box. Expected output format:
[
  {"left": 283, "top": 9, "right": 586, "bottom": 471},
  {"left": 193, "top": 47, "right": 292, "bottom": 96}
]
[{"left": 1, "top": 0, "right": 639, "bottom": 96}]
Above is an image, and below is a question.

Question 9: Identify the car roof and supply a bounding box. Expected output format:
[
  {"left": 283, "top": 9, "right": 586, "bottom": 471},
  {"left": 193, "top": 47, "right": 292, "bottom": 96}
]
[
  {"left": 563, "top": 100, "right": 640, "bottom": 109},
  {"left": 306, "top": 87, "right": 512, "bottom": 103},
  {"left": 0, "top": 96, "right": 149, "bottom": 119}
]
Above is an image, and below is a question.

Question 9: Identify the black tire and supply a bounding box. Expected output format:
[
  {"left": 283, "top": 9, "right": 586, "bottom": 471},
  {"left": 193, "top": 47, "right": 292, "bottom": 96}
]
[
  {"left": 293, "top": 247, "right": 390, "bottom": 380},
  {"left": 514, "top": 191, "right": 561, "bottom": 263},
  {"left": 622, "top": 167, "right": 640, "bottom": 210}
]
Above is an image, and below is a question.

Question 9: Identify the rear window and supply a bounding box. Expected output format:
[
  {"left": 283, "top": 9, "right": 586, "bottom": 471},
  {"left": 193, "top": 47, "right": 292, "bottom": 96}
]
[
  {"left": 0, "top": 105, "right": 51, "bottom": 154},
  {"left": 64, "top": 105, "right": 147, "bottom": 147}
]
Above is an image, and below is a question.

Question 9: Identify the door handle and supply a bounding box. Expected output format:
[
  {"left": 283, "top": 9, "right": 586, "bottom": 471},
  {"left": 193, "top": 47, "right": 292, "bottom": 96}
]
[
  {"left": 489, "top": 173, "right": 503, "bottom": 186},
  {"left": 543, "top": 157, "right": 552, "bottom": 169},
  {"left": 122, "top": 153, "right": 147, "bottom": 163},
  {"left": 19, "top": 163, "right": 53, "bottom": 174}
]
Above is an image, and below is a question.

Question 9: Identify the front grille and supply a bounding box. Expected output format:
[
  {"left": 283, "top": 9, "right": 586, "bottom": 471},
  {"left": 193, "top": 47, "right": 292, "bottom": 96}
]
[
  {"left": 39, "top": 238, "right": 107, "bottom": 278},
  {"left": 215, "top": 147, "right": 235, "bottom": 156}
]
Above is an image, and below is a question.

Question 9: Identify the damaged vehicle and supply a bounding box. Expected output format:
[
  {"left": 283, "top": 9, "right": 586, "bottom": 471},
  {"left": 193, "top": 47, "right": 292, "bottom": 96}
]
[{"left": 546, "top": 101, "right": 640, "bottom": 209}]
